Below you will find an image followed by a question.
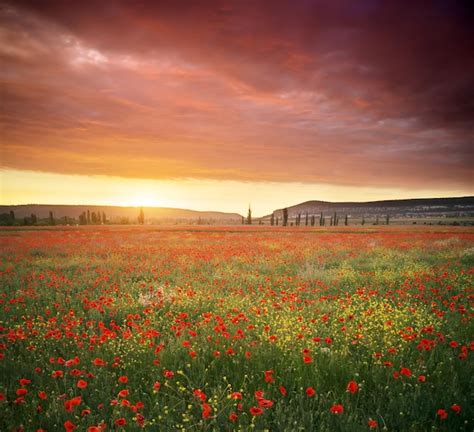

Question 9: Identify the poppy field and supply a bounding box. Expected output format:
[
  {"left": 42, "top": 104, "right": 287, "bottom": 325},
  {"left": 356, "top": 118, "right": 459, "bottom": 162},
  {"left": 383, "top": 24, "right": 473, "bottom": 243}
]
[{"left": 0, "top": 226, "right": 473, "bottom": 431}]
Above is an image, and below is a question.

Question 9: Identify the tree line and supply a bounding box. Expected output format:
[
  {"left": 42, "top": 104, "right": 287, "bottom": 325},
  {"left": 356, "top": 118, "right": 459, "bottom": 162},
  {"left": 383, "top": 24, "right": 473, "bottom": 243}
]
[
  {"left": 241, "top": 208, "right": 392, "bottom": 226},
  {"left": 0, "top": 208, "right": 146, "bottom": 226}
]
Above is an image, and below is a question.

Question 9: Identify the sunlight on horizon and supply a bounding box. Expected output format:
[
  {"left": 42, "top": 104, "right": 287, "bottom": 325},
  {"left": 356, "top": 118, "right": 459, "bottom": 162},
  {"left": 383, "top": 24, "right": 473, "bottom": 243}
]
[{"left": 1, "top": 169, "right": 472, "bottom": 217}]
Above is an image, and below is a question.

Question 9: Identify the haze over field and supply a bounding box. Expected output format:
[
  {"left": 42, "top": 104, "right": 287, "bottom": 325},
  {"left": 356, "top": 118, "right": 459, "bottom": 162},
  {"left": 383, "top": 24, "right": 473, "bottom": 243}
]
[{"left": 1, "top": 0, "right": 473, "bottom": 214}]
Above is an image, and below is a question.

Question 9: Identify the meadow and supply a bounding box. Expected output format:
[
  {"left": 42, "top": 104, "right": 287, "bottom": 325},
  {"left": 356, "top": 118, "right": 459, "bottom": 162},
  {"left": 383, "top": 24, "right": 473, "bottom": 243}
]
[{"left": 0, "top": 226, "right": 472, "bottom": 431}]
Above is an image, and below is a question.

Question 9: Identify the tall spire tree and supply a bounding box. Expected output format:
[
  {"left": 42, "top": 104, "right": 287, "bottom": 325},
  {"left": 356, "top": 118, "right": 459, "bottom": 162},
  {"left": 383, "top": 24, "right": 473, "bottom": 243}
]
[
  {"left": 138, "top": 208, "right": 145, "bottom": 224},
  {"left": 247, "top": 205, "right": 252, "bottom": 225},
  {"left": 283, "top": 208, "right": 288, "bottom": 226}
]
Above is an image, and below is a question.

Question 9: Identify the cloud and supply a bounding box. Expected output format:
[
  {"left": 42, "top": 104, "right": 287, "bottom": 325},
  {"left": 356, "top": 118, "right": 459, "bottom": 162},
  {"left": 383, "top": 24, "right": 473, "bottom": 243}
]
[{"left": 1, "top": 0, "right": 473, "bottom": 191}]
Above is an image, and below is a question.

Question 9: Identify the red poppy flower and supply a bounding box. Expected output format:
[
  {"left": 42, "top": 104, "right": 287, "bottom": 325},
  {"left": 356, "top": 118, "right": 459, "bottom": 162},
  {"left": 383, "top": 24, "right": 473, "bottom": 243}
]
[
  {"left": 202, "top": 402, "right": 212, "bottom": 418},
  {"left": 451, "top": 404, "right": 461, "bottom": 414},
  {"left": 16, "top": 388, "right": 28, "bottom": 396},
  {"left": 64, "top": 420, "right": 76, "bottom": 431},
  {"left": 64, "top": 396, "right": 81, "bottom": 412},
  {"left": 303, "top": 355, "right": 312, "bottom": 363},
  {"left": 193, "top": 389, "right": 207, "bottom": 402},
  {"left": 437, "top": 409, "right": 448, "bottom": 420},
  {"left": 250, "top": 406, "right": 264, "bottom": 416},
  {"left": 163, "top": 370, "right": 174, "bottom": 378},
  {"left": 417, "top": 375, "right": 426, "bottom": 382},
  {"left": 118, "top": 376, "right": 128, "bottom": 383},
  {"left": 118, "top": 389, "right": 129, "bottom": 398},
  {"left": 115, "top": 418, "right": 126, "bottom": 427},
  {"left": 258, "top": 398, "right": 274, "bottom": 408},
  {"left": 38, "top": 391, "right": 47, "bottom": 400},
  {"left": 229, "top": 411, "right": 238, "bottom": 422},
  {"left": 19, "top": 378, "right": 31, "bottom": 386},
  {"left": 330, "top": 404, "right": 344, "bottom": 414},
  {"left": 400, "top": 367, "right": 412, "bottom": 378},
  {"left": 306, "top": 387, "right": 315, "bottom": 397},
  {"left": 279, "top": 386, "right": 287, "bottom": 396},
  {"left": 368, "top": 418, "right": 378, "bottom": 429},
  {"left": 346, "top": 380, "right": 358, "bottom": 394},
  {"left": 230, "top": 392, "right": 242, "bottom": 399},
  {"left": 92, "top": 358, "right": 106, "bottom": 366},
  {"left": 77, "top": 380, "right": 87, "bottom": 389},
  {"left": 264, "top": 370, "right": 274, "bottom": 383}
]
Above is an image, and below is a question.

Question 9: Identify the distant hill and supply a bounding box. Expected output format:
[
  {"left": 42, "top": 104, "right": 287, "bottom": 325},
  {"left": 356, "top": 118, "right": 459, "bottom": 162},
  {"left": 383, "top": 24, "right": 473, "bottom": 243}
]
[
  {"left": 269, "top": 196, "right": 474, "bottom": 220},
  {"left": 0, "top": 204, "right": 242, "bottom": 224}
]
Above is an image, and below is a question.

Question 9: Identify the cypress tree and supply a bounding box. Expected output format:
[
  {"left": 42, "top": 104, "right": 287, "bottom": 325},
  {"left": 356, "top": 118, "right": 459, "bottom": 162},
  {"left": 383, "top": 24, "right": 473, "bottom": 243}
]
[
  {"left": 270, "top": 214, "right": 275, "bottom": 226},
  {"left": 345, "top": 215, "right": 348, "bottom": 226},
  {"left": 247, "top": 206, "right": 252, "bottom": 225},
  {"left": 283, "top": 208, "right": 288, "bottom": 226}
]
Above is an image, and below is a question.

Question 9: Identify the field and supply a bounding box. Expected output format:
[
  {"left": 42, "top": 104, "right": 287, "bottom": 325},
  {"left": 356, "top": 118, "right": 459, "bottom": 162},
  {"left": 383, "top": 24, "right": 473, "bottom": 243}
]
[{"left": 0, "top": 226, "right": 473, "bottom": 431}]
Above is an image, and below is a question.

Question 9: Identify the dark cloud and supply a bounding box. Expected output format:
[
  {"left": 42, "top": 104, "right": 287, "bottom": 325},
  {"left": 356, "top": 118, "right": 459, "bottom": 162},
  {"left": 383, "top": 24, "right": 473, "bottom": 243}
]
[{"left": 1, "top": 0, "right": 473, "bottom": 190}]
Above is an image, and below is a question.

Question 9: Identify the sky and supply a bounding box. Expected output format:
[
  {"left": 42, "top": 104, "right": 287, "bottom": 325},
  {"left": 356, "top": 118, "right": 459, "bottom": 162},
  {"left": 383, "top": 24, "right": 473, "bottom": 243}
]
[{"left": 1, "top": 0, "right": 473, "bottom": 215}]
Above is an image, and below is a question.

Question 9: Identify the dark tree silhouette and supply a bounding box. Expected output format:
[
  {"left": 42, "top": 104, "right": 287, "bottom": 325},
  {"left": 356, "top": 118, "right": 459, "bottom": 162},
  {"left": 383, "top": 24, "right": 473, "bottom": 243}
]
[
  {"left": 138, "top": 208, "right": 145, "bottom": 224},
  {"left": 283, "top": 208, "right": 288, "bottom": 226}
]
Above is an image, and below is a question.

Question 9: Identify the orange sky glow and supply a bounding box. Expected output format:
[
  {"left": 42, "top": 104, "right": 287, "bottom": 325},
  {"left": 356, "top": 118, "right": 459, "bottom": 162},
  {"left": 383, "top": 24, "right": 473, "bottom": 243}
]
[{"left": 1, "top": 1, "right": 473, "bottom": 215}]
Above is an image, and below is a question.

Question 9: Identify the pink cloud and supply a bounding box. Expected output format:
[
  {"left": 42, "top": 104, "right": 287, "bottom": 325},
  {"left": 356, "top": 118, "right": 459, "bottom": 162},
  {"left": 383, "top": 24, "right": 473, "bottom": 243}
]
[{"left": 1, "top": 0, "right": 472, "bottom": 191}]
